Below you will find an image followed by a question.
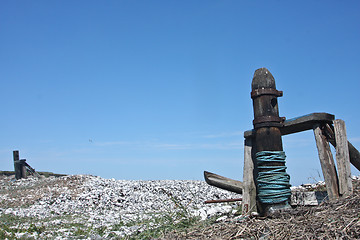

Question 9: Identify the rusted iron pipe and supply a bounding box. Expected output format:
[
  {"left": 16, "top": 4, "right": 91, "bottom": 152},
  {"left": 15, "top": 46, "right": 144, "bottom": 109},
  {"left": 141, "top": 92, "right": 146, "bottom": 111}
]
[{"left": 204, "top": 198, "right": 242, "bottom": 204}]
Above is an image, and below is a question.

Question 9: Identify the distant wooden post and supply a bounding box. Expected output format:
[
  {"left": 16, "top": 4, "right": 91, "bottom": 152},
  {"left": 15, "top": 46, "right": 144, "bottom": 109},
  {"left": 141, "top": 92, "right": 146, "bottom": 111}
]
[
  {"left": 20, "top": 160, "right": 27, "bottom": 179},
  {"left": 333, "top": 119, "right": 353, "bottom": 196},
  {"left": 242, "top": 137, "right": 257, "bottom": 215},
  {"left": 313, "top": 124, "right": 339, "bottom": 200},
  {"left": 13, "top": 150, "right": 22, "bottom": 180}
]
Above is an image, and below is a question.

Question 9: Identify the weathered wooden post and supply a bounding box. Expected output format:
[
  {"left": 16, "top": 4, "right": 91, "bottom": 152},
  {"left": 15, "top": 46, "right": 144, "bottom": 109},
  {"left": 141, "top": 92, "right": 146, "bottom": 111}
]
[
  {"left": 13, "top": 150, "right": 22, "bottom": 180},
  {"left": 334, "top": 119, "right": 353, "bottom": 196},
  {"left": 251, "top": 68, "right": 291, "bottom": 215},
  {"left": 242, "top": 137, "right": 257, "bottom": 215},
  {"left": 313, "top": 124, "right": 339, "bottom": 200},
  {"left": 19, "top": 159, "right": 27, "bottom": 179}
]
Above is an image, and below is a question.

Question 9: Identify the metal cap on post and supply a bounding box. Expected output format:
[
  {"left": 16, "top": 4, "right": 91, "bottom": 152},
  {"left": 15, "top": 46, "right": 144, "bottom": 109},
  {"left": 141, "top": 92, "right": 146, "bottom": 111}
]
[
  {"left": 251, "top": 68, "right": 291, "bottom": 215},
  {"left": 251, "top": 68, "right": 284, "bottom": 148}
]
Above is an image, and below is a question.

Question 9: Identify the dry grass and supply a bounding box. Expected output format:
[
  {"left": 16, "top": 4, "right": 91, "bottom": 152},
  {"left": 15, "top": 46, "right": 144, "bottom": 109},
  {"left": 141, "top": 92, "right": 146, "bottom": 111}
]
[{"left": 159, "top": 180, "right": 360, "bottom": 239}]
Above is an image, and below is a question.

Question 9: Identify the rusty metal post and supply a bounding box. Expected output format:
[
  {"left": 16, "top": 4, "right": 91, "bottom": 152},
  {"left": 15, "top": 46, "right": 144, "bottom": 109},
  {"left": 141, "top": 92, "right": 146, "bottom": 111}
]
[{"left": 251, "top": 68, "right": 290, "bottom": 215}]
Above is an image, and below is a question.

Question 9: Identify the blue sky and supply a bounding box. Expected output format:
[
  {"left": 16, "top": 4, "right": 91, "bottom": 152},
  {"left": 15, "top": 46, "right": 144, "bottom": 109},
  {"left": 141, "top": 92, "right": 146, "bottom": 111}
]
[{"left": 1, "top": 1, "right": 359, "bottom": 186}]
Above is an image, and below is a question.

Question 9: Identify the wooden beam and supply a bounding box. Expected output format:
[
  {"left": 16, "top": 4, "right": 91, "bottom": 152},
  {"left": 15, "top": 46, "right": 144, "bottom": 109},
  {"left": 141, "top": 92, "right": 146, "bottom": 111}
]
[
  {"left": 242, "top": 137, "right": 257, "bottom": 215},
  {"left": 244, "top": 112, "right": 360, "bottom": 171},
  {"left": 244, "top": 112, "right": 335, "bottom": 138},
  {"left": 333, "top": 120, "right": 353, "bottom": 196},
  {"left": 203, "top": 171, "right": 243, "bottom": 194},
  {"left": 348, "top": 142, "right": 360, "bottom": 171},
  {"left": 313, "top": 124, "right": 339, "bottom": 200},
  {"left": 281, "top": 113, "right": 335, "bottom": 135}
]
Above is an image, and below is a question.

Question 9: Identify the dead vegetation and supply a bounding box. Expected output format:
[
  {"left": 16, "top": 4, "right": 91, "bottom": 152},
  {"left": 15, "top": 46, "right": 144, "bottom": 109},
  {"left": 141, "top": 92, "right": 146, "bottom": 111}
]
[{"left": 160, "top": 180, "right": 360, "bottom": 239}]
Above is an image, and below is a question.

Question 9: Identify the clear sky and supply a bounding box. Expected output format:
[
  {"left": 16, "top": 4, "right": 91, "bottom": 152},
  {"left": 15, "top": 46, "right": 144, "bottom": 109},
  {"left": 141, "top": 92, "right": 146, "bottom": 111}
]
[{"left": 1, "top": 1, "right": 359, "bottom": 186}]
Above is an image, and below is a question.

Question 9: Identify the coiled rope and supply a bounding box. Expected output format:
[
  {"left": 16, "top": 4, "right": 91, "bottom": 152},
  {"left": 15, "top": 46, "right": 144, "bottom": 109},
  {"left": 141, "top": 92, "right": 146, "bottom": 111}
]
[{"left": 256, "top": 151, "right": 291, "bottom": 204}]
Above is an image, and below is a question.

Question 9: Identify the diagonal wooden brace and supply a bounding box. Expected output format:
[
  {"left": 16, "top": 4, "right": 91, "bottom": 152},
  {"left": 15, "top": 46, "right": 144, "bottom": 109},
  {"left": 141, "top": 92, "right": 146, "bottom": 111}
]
[{"left": 313, "top": 124, "right": 339, "bottom": 200}]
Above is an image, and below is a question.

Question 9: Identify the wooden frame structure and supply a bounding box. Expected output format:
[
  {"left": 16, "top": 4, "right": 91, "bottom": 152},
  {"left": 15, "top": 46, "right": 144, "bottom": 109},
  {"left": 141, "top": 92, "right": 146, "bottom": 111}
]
[
  {"left": 13, "top": 150, "right": 39, "bottom": 179},
  {"left": 242, "top": 112, "right": 360, "bottom": 215}
]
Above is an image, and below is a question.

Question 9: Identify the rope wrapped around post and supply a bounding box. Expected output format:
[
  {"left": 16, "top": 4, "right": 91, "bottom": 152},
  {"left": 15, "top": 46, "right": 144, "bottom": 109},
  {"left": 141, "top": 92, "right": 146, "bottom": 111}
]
[{"left": 256, "top": 151, "right": 291, "bottom": 204}]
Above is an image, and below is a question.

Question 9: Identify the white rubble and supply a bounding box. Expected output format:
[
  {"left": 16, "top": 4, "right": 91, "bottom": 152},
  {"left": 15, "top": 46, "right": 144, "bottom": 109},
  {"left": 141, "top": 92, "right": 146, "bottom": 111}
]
[
  {"left": 0, "top": 174, "right": 240, "bottom": 238},
  {"left": 3, "top": 174, "right": 355, "bottom": 238}
]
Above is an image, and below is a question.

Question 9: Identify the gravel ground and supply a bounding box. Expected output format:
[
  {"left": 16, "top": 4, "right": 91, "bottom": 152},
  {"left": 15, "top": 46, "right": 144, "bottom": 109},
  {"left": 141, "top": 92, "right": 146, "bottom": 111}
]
[
  {"left": 0, "top": 174, "right": 240, "bottom": 239},
  {"left": 2, "top": 174, "right": 359, "bottom": 239}
]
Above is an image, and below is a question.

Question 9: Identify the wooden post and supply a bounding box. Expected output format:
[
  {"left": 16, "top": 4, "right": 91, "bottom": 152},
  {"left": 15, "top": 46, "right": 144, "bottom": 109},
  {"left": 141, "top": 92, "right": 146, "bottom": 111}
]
[
  {"left": 251, "top": 69, "right": 284, "bottom": 153},
  {"left": 20, "top": 160, "right": 27, "bottom": 179},
  {"left": 333, "top": 119, "right": 353, "bottom": 196},
  {"left": 242, "top": 137, "right": 257, "bottom": 215},
  {"left": 251, "top": 68, "right": 290, "bottom": 215},
  {"left": 13, "top": 150, "right": 22, "bottom": 180},
  {"left": 313, "top": 124, "right": 339, "bottom": 200}
]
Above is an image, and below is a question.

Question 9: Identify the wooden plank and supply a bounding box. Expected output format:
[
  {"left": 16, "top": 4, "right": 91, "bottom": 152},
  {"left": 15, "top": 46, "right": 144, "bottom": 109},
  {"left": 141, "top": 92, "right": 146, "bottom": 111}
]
[
  {"left": 244, "top": 112, "right": 335, "bottom": 138},
  {"left": 281, "top": 113, "right": 335, "bottom": 135},
  {"left": 313, "top": 124, "right": 339, "bottom": 200},
  {"left": 203, "top": 171, "right": 243, "bottom": 194},
  {"left": 333, "top": 120, "right": 353, "bottom": 196},
  {"left": 323, "top": 124, "right": 360, "bottom": 171},
  {"left": 242, "top": 137, "right": 257, "bottom": 215}
]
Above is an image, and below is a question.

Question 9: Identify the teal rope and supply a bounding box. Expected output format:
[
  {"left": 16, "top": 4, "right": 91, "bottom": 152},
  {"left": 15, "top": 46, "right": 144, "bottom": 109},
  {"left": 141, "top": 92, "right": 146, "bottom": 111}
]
[{"left": 256, "top": 151, "right": 291, "bottom": 204}]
